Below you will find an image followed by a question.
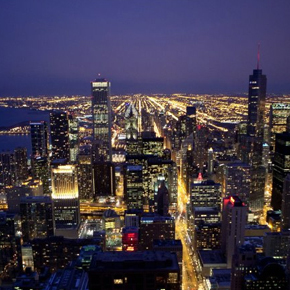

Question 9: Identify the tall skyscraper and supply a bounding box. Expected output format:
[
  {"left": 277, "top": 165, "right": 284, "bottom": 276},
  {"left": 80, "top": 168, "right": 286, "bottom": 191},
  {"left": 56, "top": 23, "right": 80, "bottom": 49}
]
[
  {"left": 247, "top": 65, "right": 267, "bottom": 139},
  {"left": 272, "top": 132, "right": 290, "bottom": 210},
  {"left": 281, "top": 174, "right": 290, "bottom": 230},
  {"left": 68, "top": 113, "right": 78, "bottom": 162},
  {"left": 77, "top": 146, "right": 93, "bottom": 200},
  {"left": 219, "top": 161, "right": 251, "bottom": 204},
  {"left": 125, "top": 103, "right": 139, "bottom": 155},
  {"left": 221, "top": 196, "right": 247, "bottom": 268},
  {"left": 241, "top": 56, "right": 267, "bottom": 215},
  {"left": 50, "top": 111, "right": 69, "bottom": 161},
  {"left": 92, "top": 161, "right": 115, "bottom": 197},
  {"left": 0, "top": 151, "right": 16, "bottom": 188},
  {"left": 14, "top": 147, "right": 28, "bottom": 184},
  {"left": 30, "top": 121, "right": 49, "bottom": 158},
  {"left": 124, "top": 165, "right": 143, "bottom": 210},
  {"left": 91, "top": 78, "right": 111, "bottom": 162},
  {"left": 51, "top": 165, "right": 80, "bottom": 236},
  {"left": 269, "top": 103, "right": 290, "bottom": 149}
]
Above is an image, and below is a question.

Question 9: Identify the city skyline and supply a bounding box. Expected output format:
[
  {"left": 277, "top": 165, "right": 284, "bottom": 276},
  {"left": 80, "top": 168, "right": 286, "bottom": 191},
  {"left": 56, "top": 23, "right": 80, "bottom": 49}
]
[{"left": 1, "top": 0, "right": 290, "bottom": 96}]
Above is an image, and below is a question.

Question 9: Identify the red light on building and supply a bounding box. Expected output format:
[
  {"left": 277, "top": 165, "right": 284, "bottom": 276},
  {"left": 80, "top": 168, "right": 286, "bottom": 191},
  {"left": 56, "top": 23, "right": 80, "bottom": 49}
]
[{"left": 230, "top": 196, "right": 236, "bottom": 204}]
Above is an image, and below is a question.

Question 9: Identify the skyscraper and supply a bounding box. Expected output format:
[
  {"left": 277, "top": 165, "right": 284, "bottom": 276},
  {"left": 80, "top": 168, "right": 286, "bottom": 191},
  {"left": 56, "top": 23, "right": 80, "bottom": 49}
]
[
  {"left": 68, "top": 113, "right": 78, "bottom": 162},
  {"left": 14, "top": 147, "right": 28, "bottom": 184},
  {"left": 243, "top": 56, "right": 267, "bottom": 214},
  {"left": 30, "top": 121, "right": 48, "bottom": 158},
  {"left": 124, "top": 165, "right": 143, "bottom": 210},
  {"left": 221, "top": 196, "right": 247, "bottom": 268},
  {"left": 91, "top": 78, "right": 111, "bottom": 162},
  {"left": 0, "top": 151, "right": 16, "bottom": 187},
  {"left": 51, "top": 165, "right": 80, "bottom": 236},
  {"left": 281, "top": 174, "right": 290, "bottom": 230},
  {"left": 272, "top": 132, "right": 290, "bottom": 210},
  {"left": 247, "top": 66, "right": 267, "bottom": 139},
  {"left": 20, "top": 196, "right": 53, "bottom": 242},
  {"left": 125, "top": 103, "right": 139, "bottom": 155},
  {"left": 50, "top": 111, "right": 69, "bottom": 161}
]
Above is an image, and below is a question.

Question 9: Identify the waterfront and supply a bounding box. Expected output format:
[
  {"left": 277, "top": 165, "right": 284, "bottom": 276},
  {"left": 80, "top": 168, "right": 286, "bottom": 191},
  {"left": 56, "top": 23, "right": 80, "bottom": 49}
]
[{"left": 0, "top": 107, "right": 49, "bottom": 154}]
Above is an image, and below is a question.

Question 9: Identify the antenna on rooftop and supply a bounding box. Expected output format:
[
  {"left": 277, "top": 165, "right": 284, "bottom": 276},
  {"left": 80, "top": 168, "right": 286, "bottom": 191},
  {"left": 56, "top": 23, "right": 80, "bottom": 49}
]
[{"left": 257, "top": 42, "right": 260, "bottom": 70}]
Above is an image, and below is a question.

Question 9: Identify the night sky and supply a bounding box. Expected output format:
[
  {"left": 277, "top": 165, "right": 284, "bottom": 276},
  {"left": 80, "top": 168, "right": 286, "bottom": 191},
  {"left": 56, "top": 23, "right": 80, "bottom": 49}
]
[{"left": 1, "top": 0, "right": 290, "bottom": 96}]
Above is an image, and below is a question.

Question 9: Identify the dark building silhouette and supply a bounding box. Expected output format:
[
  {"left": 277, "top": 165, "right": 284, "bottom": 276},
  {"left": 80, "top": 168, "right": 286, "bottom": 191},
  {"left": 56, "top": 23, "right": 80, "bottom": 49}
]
[
  {"left": 93, "top": 161, "right": 115, "bottom": 197},
  {"left": 20, "top": 196, "right": 53, "bottom": 242},
  {"left": 0, "top": 151, "right": 15, "bottom": 187},
  {"left": 50, "top": 111, "right": 69, "bottom": 161},
  {"left": 30, "top": 121, "right": 48, "bottom": 158},
  {"left": 14, "top": 147, "right": 28, "bottom": 184},
  {"left": 88, "top": 251, "right": 181, "bottom": 290},
  {"left": 156, "top": 180, "right": 169, "bottom": 216},
  {"left": 272, "top": 132, "right": 290, "bottom": 210}
]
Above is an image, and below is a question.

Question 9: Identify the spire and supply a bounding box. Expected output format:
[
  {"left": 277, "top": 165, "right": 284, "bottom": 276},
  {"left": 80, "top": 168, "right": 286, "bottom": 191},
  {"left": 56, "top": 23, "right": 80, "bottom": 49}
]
[{"left": 257, "top": 42, "right": 260, "bottom": 70}]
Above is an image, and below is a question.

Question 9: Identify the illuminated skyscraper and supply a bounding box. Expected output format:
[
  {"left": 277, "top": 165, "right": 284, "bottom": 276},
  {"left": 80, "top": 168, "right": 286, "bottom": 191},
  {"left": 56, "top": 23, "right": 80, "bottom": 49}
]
[
  {"left": 50, "top": 111, "right": 69, "bottom": 161},
  {"left": 125, "top": 103, "right": 139, "bottom": 155},
  {"left": 51, "top": 165, "right": 80, "bottom": 235},
  {"left": 124, "top": 165, "right": 143, "bottom": 210},
  {"left": 68, "top": 113, "right": 78, "bottom": 162},
  {"left": 77, "top": 146, "right": 93, "bottom": 200},
  {"left": 91, "top": 78, "right": 111, "bottom": 162}
]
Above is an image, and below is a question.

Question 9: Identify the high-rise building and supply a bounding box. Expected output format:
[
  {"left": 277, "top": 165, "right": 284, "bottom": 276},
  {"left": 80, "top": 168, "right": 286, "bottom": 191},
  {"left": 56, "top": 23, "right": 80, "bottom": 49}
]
[
  {"left": 77, "top": 146, "right": 93, "bottom": 200},
  {"left": 32, "top": 157, "right": 50, "bottom": 194},
  {"left": 194, "top": 125, "right": 208, "bottom": 169},
  {"left": 92, "top": 161, "right": 115, "bottom": 197},
  {"left": 247, "top": 67, "right": 267, "bottom": 139},
  {"left": 156, "top": 180, "right": 169, "bottom": 216},
  {"left": 20, "top": 196, "right": 53, "bottom": 242},
  {"left": 124, "top": 165, "right": 143, "bottom": 210},
  {"left": 221, "top": 196, "right": 247, "bottom": 268},
  {"left": 219, "top": 161, "right": 251, "bottom": 204},
  {"left": 125, "top": 103, "right": 139, "bottom": 155},
  {"left": 14, "top": 147, "right": 28, "bottom": 184},
  {"left": 68, "top": 113, "right": 78, "bottom": 162},
  {"left": 30, "top": 121, "right": 48, "bottom": 158},
  {"left": 281, "top": 174, "right": 290, "bottom": 230},
  {"left": 50, "top": 111, "right": 69, "bottom": 161},
  {"left": 91, "top": 78, "right": 111, "bottom": 162},
  {"left": 190, "top": 180, "right": 221, "bottom": 209},
  {"left": 243, "top": 61, "right": 267, "bottom": 215},
  {"left": 51, "top": 165, "right": 80, "bottom": 235},
  {"left": 0, "top": 151, "right": 16, "bottom": 187},
  {"left": 269, "top": 103, "right": 290, "bottom": 149},
  {"left": 271, "top": 132, "right": 290, "bottom": 210},
  {"left": 139, "top": 214, "right": 175, "bottom": 250}
]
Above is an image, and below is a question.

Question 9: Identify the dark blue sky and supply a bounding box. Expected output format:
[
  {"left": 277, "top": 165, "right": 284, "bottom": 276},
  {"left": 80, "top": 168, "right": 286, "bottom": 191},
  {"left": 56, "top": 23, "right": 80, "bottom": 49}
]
[{"left": 1, "top": 0, "right": 290, "bottom": 96}]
